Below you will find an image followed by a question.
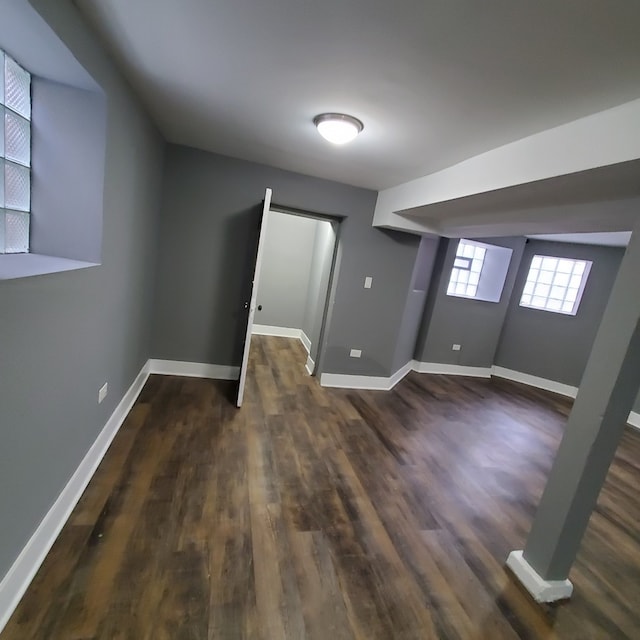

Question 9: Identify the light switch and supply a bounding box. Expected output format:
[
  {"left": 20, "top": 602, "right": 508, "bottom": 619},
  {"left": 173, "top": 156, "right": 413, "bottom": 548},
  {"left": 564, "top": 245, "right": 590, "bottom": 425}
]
[{"left": 364, "top": 276, "right": 373, "bottom": 289}]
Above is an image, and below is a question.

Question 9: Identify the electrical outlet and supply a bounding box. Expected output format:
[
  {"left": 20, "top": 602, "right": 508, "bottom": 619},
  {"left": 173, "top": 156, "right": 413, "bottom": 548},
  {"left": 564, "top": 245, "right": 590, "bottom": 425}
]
[
  {"left": 452, "top": 344, "right": 461, "bottom": 351},
  {"left": 349, "top": 349, "right": 362, "bottom": 358},
  {"left": 98, "top": 382, "right": 108, "bottom": 404},
  {"left": 364, "top": 276, "right": 373, "bottom": 289}
]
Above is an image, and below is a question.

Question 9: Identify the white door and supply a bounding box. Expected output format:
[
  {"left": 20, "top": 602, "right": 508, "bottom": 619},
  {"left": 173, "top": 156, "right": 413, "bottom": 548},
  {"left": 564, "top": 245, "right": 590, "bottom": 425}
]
[{"left": 236, "top": 187, "right": 272, "bottom": 407}]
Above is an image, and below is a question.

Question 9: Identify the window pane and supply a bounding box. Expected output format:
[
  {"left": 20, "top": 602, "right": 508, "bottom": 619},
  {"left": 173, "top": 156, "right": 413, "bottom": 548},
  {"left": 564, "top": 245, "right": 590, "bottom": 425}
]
[
  {"left": 461, "top": 242, "right": 475, "bottom": 258},
  {"left": 520, "top": 254, "right": 592, "bottom": 315},
  {"left": 0, "top": 159, "right": 4, "bottom": 207},
  {"left": 448, "top": 239, "right": 490, "bottom": 300},
  {"left": 531, "top": 256, "right": 542, "bottom": 270},
  {"left": 534, "top": 283, "right": 550, "bottom": 297},
  {"left": 0, "top": 107, "right": 4, "bottom": 157},
  {"left": 5, "top": 161, "right": 30, "bottom": 211},
  {"left": 0, "top": 209, "right": 5, "bottom": 253},
  {"left": 5, "top": 110, "right": 30, "bottom": 166},
  {"left": 557, "top": 259, "right": 574, "bottom": 273},
  {"left": 4, "top": 209, "right": 29, "bottom": 253},
  {"left": 0, "top": 52, "right": 4, "bottom": 106},
  {"left": 547, "top": 298, "right": 563, "bottom": 311},
  {"left": 566, "top": 288, "right": 578, "bottom": 303},
  {"left": 570, "top": 274, "right": 583, "bottom": 289},
  {"left": 5, "top": 55, "right": 31, "bottom": 120},
  {"left": 538, "top": 270, "right": 554, "bottom": 285},
  {"left": 573, "top": 261, "right": 586, "bottom": 275}
]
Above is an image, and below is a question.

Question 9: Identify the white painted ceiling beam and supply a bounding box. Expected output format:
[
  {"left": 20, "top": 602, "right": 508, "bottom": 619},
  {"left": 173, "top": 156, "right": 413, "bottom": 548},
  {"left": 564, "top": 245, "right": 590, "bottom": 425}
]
[{"left": 373, "top": 99, "right": 640, "bottom": 235}]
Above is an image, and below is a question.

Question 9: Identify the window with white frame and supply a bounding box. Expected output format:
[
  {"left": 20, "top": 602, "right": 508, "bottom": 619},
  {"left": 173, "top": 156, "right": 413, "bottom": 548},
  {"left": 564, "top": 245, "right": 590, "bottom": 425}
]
[
  {"left": 1, "top": 50, "right": 31, "bottom": 254},
  {"left": 447, "top": 240, "right": 486, "bottom": 298},
  {"left": 520, "top": 255, "right": 592, "bottom": 315}
]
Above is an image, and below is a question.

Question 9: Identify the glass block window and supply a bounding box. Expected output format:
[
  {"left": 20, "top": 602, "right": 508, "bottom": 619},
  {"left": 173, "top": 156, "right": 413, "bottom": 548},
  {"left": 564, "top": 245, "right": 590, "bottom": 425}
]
[
  {"left": 447, "top": 239, "right": 486, "bottom": 298},
  {"left": 520, "top": 255, "right": 592, "bottom": 315},
  {"left": 1, "top": 50, "right": 31, "bottom": 254}
]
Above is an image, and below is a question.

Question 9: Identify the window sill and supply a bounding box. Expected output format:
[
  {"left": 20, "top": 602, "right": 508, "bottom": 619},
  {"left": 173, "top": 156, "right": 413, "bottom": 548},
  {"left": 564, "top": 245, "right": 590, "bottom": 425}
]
[{"left": 0, "top": 253, "right": 98, "bottom": 280}]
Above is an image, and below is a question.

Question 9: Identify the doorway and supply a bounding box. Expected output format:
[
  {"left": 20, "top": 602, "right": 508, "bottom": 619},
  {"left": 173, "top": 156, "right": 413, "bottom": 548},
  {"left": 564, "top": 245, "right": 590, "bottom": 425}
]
[
  {"left": 235, "top": 190, "right": 341, "bottom": 407},
  {"left": 252, "top": 207, "right": 339, "bottom": 376}
]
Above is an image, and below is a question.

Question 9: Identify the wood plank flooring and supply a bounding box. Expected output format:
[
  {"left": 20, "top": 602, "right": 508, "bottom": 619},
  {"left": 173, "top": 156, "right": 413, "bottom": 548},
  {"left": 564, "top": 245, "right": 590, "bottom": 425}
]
[{"left": 3, "top": 335, "right": 640, "bottom": 639}]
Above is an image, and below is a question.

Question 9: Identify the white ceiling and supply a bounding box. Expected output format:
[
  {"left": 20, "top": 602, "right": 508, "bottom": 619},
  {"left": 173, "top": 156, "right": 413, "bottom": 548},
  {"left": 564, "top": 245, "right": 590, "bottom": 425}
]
[{"left": 75, "top": 0, "right": 640, "bottom": 191}]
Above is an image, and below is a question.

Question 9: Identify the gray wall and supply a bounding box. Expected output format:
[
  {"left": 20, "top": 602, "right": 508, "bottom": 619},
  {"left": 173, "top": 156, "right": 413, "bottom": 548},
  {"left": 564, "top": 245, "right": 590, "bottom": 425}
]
[
  {"left": 415, "top": 236, "right": 526, "bottom": 367},
  {"left": 30, "top": 78, "right": 106, "bottom": 263},
  {"left": 495, "top": 240, "right": 625, "bottom": 386},
  {"left": 152, "top": 145, "right": 424, "bottom": 377},
  {"left": 392, "top": 235, "right": 439, "bottom": 372},
  {"left": 302, "top": 219, "right": 335, "bottom": 363},
  {"left": 255, "top": 211, "right": 317, "bottom": 329},
  {"left": 0, "top": 0, "right": 164, "bottom": 581}
]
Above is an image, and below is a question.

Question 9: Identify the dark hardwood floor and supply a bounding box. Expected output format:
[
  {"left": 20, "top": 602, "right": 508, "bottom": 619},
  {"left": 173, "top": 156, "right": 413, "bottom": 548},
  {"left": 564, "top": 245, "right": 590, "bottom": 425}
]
[{"left": 3, "top": 335, "right": 640, "bottom": 639}]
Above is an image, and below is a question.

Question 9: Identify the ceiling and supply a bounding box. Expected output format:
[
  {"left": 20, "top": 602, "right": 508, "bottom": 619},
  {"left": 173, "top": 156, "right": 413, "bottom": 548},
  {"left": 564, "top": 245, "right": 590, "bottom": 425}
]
[
  {"left": 527, "top": 232, "right": 631, "bottom": 247},
  {"left": 74, "top": 0, "right": 640, "bottom": 191}
]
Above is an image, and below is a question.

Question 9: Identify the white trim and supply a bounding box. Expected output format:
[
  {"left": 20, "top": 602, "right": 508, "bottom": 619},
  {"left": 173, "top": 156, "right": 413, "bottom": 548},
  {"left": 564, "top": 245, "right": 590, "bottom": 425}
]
[
  {"left": 251, "top": 324, "right": 301, "bottom": 339},
  {"left": 489, "top": 366, "right": 640, "bottom": 431},
  {"left": 300, "top": 331, "right": 311, "bottom": 354},
  {"left": 413, "top": 362, "right": 492, "bottom": 378},
  {"left": 628, "top": 411, "right": 640, "bottom": 430},
  {"left": 305, "top": 355, "right": 315, "bottom": 376},
  {"left": 491, "top": 366, "right": 578, "bottom": 398},
  {"left": 0, "top": 361, "right": 151, "bottom": 634},
  {"left": 320, "top": 360, "right": 414, "bottom": 391},
  {"left": 320, "top": 372, "right": 393, "bottom": 390},
  {"left": 506, "top": 550, "right": 573, "bottom": 603},
  {"left": 148, "top": 359, "right": 239, "bottom": 380},
  {"left": 317, "top": 359, "right": 640, "bottom": 431}
]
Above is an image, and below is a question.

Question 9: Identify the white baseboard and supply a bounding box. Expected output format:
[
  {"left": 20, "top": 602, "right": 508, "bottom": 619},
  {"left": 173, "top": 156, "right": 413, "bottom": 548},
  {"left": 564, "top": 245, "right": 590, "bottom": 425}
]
[
  {"left": 300, "top": 331, "right": 311, "bottom": 354},
  {"left": 320, "top": 359, "right": 414, "bottom": 391},
  {"left": 506, "top": 550, "right": 573, "bottom": 603},
  {"left": 148, "top": 359, "right": 239, "bottom": 380},
  {"left": 491, "top": 366, "right": 578, "bottom": 398},
  {"left": 628, "top": 411, "right": 640, "bottom": 430},
  {"left": 491, "top": 366, "right": 640, "bottom": 431},
  {"left": 0, "top": 362, "right": 151, "bottom": 634},
  {"left": 413, "top": 361, "right": 492, "bottom": 378},
  {"left": 252, "top": 324, "right": 301, "bottom": 339},
  {"left": 305, "top": 355, "right": 315, "bottom": 376}
]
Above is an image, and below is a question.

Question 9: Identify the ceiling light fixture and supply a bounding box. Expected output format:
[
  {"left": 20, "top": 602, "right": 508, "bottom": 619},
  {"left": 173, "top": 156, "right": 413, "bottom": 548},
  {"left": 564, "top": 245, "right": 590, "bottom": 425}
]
[{"left": 313, "top": 113, "right": 364, "bottom": 145}]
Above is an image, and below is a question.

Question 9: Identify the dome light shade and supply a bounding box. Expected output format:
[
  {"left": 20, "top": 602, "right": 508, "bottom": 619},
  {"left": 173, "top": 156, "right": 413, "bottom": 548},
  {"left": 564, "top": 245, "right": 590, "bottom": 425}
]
[{"left": 314, "top": 113, "right": 363, "bottom": 145}]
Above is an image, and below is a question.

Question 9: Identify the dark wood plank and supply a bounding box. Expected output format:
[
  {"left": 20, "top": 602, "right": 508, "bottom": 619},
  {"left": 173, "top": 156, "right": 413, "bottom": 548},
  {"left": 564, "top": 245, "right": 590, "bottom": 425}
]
[{"left": 3, "top": 336, "right": 640, "bottom": 640}]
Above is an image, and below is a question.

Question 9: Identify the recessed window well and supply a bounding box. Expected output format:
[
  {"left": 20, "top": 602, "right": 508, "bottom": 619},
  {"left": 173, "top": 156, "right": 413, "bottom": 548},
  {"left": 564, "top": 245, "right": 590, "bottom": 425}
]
[{"left": 446, "top": 239, "right": 513, "bottom": 303}]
